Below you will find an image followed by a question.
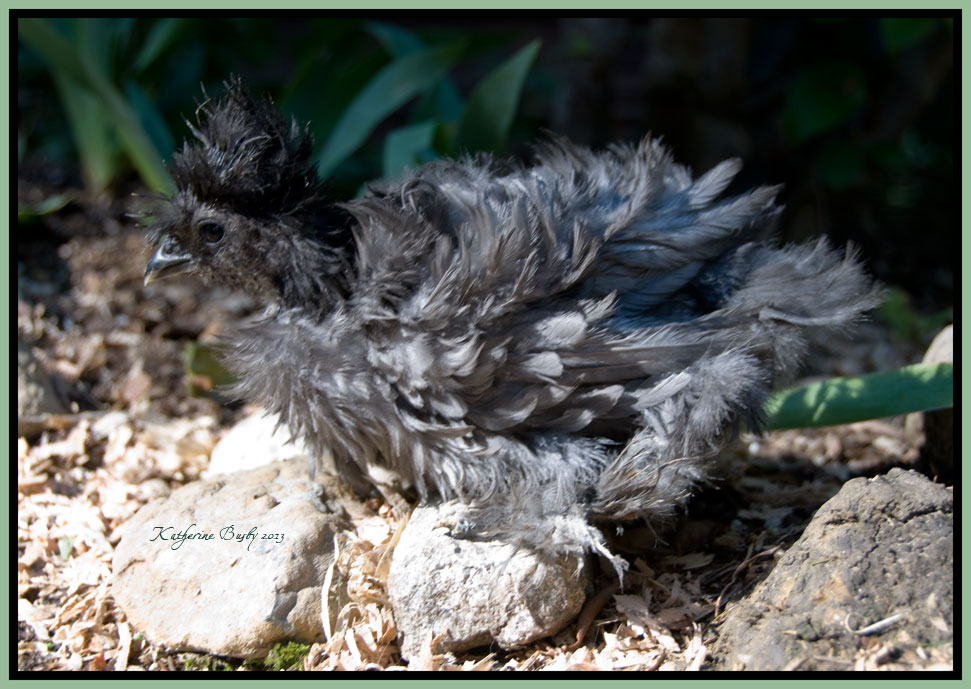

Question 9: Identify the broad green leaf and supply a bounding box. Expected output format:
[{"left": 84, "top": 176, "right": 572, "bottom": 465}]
[
  {"left": 383, "top": 120, "right": 438, "bottom": 179},
  {"left": 880, "top": 18, "right": 938, "bottom": 53},
  {"left": 364, "top": 22, "right": 463, "bottom": 126},
  {"left": 365, "top": 21, "right": 425, "bottom": 56},
  {"left": 412, "top": 80, "right": 464, "bottom": 129},
  {"left": 316, "top": 41, "right": 465, "bottom": 178},
  {"left": 125, "top": 79, "right": 175, "bottom": 159},
  {"left": 18, "top": 191, "right": 75, "bottom": 221},
  {"left": 18, "top": 17, "right": 175, "bottom": 193},
  {"left": 50, "top": 19, "right": 122, "bottom": 193},
  {"left": 74, "top": 18, "right": 117, "bottom": 80},
  {"left": 285, "top": 50, "right": 387, "bottom": 141},
  {"left": 364, "top": 22, "right": 465, "bottom": 137},
  {"left": 456, "top": 39, "right": 540, "bottom": 154},
  {"left": 764, "top": 363, "right": 953, "bottom": 430},
  {"left": 133, "top": 18, "right": 184, "bottom": 73},
  {"left": 52, "top": 72, "right": 117, "bottom": 193}
]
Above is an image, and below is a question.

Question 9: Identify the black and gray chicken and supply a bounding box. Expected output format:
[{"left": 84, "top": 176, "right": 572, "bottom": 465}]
[{"left": 145, "top": 81, "right": 880, "bottom": 570}]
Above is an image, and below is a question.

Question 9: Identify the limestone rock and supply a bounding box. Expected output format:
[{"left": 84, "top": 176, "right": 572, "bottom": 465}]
[
  {"left": 711, "top": 468, "right": 953, "bottom": 671},
  {"left": 388, "top": 501, "right": 589, "bottom": 659},
  {"left": 206, "top": 409, "right": 316, "bottom": 476},
  {"left": 112, "top": 457, "right": 349, "bottom": 658}
]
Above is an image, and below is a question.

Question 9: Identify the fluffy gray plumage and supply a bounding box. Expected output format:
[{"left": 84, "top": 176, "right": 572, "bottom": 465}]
[{"left": 146, "top": 80, "right": 881, "bottom": 572}]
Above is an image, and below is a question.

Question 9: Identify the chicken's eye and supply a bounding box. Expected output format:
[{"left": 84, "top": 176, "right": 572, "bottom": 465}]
[{"left": 199, "top": 221, "right": 224, "bottom": 244}]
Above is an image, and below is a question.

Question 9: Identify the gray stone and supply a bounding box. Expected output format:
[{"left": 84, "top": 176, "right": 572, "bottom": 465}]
[
  {"left": 388, "top": 501, "right": 589, "bottom": 659},
  {"left": 711, "top": 468, "right": 952, "bottom": 671},
  {"left": 112, "top": 457, "right": 349, "bottom": 659},
  {"left": 206, "top": 409, "right": 318, "bottom": 476},
  {"left": 905, "top": 324, "right": 953, "bottom": 481}
]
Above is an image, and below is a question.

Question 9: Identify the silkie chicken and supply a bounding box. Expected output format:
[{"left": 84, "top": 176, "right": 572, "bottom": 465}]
[{"left": 145, "top": 80, "right": 880, "bottom": 572}]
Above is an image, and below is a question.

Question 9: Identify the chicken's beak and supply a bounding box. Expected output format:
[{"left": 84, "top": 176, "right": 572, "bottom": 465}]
[{"left": 144, "top": 237, "right": 195, "bottom": 286}]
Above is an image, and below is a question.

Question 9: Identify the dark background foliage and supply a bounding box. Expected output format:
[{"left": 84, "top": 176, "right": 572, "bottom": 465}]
[{"left": 18, "top": 15, "right": 955, "bottom": 327}]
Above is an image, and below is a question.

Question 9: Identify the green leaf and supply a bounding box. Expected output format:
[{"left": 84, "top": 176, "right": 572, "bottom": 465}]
[
  {"left": 125, "top": 79, "right": 175, "bottom": 159},
  {"left": 184, "top": 342, "right": 236, "bottom": 397},
  {"left": 878, "top": 287, "right": 953, "bottom": 343},
  {"left": 133, "top": 18, "right": 184, "bottom": 73},
  {"left": 782, "top": 61, "right": 867, "bottom": 143},
  {"left": 263, "top": 642, "right": 310, "bottom": 671},
  {"left": 74, "top": 18, "right": 117, "bottom": 80},
  {"left": 383, "top": 120, "right": 438, "bottom": 179},
  {"left": 18, "top": 17, "right": 175, "bottom": 194},
  {"left": 764, "top": 363, "right": 953, "bottom": 430},
  {"left": 364, "top": 21, "right": 425, "bottom": 57},
  {"left": 58, "top": 536, "right": 75, "bottom": 559},
  {"left": 411, "top": 80, "right": 464, "bottom": 128},
  {"left": 51, "top": 71, "right": 118, "bottom": 193},
  {"left": 456, "top": 39, "right": 540, "bottom": 154},
  {"left": 286, "top": 50, "right": 387, "bottom": 143},
  {"left": 18, "top": 192, "right": 75, "bottom": 221},
  {"left": 877, "top": 287, "right": 921, "bottom": 339},
  {"left": 363, "top": 22, "right": 464, "bottom": 131},
  {"left": 316, "top": 41, "right": 465, "bottom": 178},
  {"left": 880, "top": 18, "right": 938, "bottom": 54},
  {"left": 363, "top": 21, "right": 464, "bottom": 131}
]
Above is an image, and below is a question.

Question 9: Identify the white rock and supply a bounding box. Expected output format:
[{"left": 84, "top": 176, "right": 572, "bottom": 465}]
[
  {"left": 112, "top": 457, "right": 349, "bottom": 658},
  {"left": 207, "top": 409, "right": 323, "bottom": 476},
  {"left": 388, "top": 501, "right": 589, "bottom": 659}
]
